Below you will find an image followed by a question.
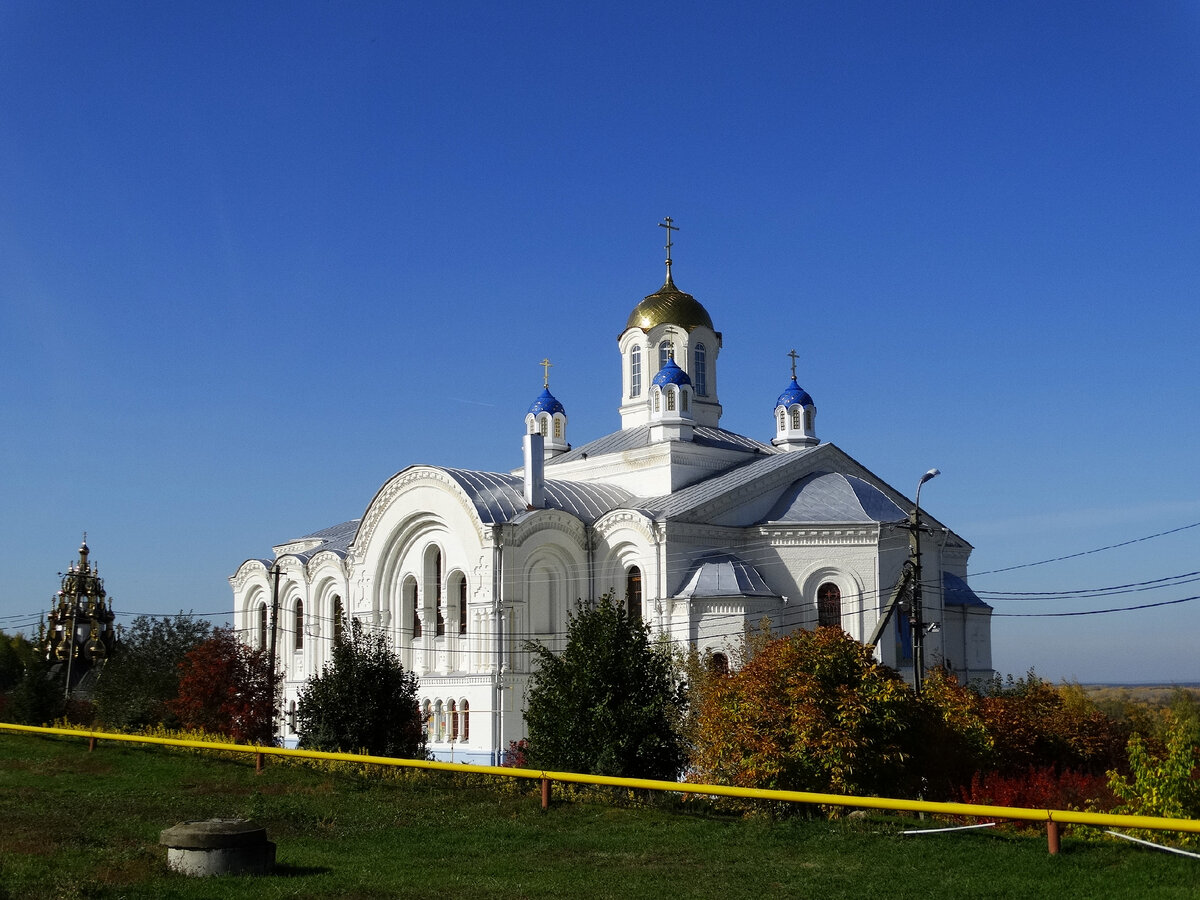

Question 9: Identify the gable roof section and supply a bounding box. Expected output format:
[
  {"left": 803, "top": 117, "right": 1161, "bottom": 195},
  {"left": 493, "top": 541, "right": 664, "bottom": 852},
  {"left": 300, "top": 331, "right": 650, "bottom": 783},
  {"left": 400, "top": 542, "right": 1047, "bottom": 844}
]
[
  {"left": 638, "top": 445, "right": 822, "bottom": 522},
  {"left": 548, "top": 423, "right": 773, "bottom": 465}
]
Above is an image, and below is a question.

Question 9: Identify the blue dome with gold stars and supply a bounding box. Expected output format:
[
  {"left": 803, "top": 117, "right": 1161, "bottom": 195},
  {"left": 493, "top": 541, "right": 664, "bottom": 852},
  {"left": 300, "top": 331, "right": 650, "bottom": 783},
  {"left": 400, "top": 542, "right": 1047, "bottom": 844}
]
[
  {"left": 527, "top": 388, "right": 565, "bottom": 416},
  {"left": 776, "top": 376, "right": 813, "bottom": 409},
  {"left": 652, "top": 357, "right": 692, "bottom": 388}
]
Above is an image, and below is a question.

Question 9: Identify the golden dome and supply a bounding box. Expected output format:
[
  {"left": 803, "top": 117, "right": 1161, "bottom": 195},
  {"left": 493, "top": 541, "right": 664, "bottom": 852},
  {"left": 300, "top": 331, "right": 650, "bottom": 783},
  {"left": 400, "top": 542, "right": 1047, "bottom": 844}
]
[{"left": 624, "top": 274, "right": 714, "bottom": 332}]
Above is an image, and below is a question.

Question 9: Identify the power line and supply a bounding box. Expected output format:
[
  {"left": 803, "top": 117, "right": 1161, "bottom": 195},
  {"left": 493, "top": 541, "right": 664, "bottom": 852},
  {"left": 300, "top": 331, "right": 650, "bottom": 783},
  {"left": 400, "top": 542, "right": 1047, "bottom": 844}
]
[
  {"left": 992, "top": 594, "right": 1200, "bottom": 618},
  {"left": 971, "top": 520, "right": 1200, "bottom": 578}
]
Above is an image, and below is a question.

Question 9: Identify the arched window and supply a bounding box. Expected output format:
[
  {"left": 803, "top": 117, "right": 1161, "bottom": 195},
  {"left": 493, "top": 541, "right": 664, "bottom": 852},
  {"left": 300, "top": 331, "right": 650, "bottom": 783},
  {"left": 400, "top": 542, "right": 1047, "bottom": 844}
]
[
  {"left": 435, "top": 552, "right": 445, "bottom": 637},
  {"left": 434, "top": 700, "right": 445, "bottom": 741},
  {"left": 407, "top": 578, "right": 421, "bottom": 639},
  {"left": 666, "top": 388, "right": 676, "bottom": 411},
  {"left": 818, "top": 582, "right": 842, "bottom": 628},
  {"left": 778, "top": 409, "right": 786, "bottom": 432},
  {"left": 694, "top": 343, "right": 707, "bottom": 396},
  {"left": 630, "top": 345, "right": 642, "bottom": 397},
  {"left": 710, "top": 652, "right": 730, "bottom": 676},
  {"left": 332, "top": 595, "right": 344, "bottom": 645},
  {"left": 258, "top": 602, "right": 267, "bottom": 649},
  {"left": 461, "top": 700, "right": 470, "bottom": 742},
  {"left": 790, "top": 407, "right": 801, "bottom": 430},
  {"left": 553, "top": 416, "right": 563, "bottom": 439},
  {"left": 539, "top": 416, "right": 548, "bottom": 437},
  {"left": 681, "top": 390, "right": 688, "bottom": 412},
  {"left": 294, "top": 599, "right": 304, "bottom": 651},
  {"left": 625, "top": 566, "right": 642, "bottom": 624},
  {"left": 805, "top": 407, "right": 815, "bottom": 431},
  {"left": 459, "top": 577, "right": 468, "bottom": 636},
  {"left": 659, "top": 339, "right": 674, "bottom": 371},
  {"left": 652, "top": 390, "right": 660, "bottom": 412},
  {"left": 421, "top": 699, "right": 432, "bottom": 738},
  {"left": 426, "top": 547, "right": 445, "bottom": 637},
  {"left": 449, "top": 700, "right": 459, "bottom": 741}
]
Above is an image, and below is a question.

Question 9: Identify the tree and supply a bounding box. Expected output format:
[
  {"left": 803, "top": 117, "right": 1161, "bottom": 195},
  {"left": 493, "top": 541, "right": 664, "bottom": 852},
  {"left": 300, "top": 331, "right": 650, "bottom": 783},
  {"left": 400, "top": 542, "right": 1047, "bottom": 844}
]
[
  {"left": 689, "top": 626, "right": 922, "bottom": 798},
  {"left": 0, "top": 631, "right": 65, "bottom": 726},
  {"left": 524, "top": 593, "right": 686, "bottom": 780},
  {"left": 92, "top": 614, "right": 213, "bottom": 730},
  {"left": 296, "top": 618, "right": 424, "bottom": 758},
  {"left": 169, "top": 628, "right": 280, "bottom": 744}
]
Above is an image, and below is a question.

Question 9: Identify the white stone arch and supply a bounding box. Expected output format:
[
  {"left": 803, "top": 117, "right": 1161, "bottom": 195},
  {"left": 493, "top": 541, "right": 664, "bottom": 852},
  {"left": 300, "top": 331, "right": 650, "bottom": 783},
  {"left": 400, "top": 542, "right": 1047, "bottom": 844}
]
[
  {"left": 309, "top": 570, "right": 347, "bottom": 668},
  {"left": 521, "top": 543, "right": 574, "bottom": 650},
  {"left": 241, "top": 583, "right": 269, "bottom": 649}
]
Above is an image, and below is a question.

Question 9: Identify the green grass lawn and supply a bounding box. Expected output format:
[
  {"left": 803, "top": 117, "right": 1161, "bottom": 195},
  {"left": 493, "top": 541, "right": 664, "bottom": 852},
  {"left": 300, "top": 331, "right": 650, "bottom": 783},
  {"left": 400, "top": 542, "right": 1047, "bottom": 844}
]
[{"left": 0, "top": 731, "right": 1195, "bottom": 899}]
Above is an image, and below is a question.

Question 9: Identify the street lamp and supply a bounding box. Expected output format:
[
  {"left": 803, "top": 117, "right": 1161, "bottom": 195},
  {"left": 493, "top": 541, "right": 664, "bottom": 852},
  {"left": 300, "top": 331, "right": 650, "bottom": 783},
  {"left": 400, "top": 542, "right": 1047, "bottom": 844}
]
[{"left": 910, "top": 468, "right": 939, "bottom": 696}]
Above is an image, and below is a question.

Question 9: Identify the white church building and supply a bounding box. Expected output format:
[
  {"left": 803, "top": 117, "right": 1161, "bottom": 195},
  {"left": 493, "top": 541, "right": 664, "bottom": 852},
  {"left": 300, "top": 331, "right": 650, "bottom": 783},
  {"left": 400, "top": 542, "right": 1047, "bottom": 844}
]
[{"left": 231, "top": 227, "right": 993, "bottom": 762}]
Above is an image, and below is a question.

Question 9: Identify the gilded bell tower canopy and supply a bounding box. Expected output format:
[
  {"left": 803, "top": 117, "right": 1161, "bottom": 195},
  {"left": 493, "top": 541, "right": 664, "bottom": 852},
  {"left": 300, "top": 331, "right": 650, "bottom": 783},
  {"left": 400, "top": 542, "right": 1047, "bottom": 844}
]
[{"left": 624, "top": 277, "right": 715, "bottom": 332}]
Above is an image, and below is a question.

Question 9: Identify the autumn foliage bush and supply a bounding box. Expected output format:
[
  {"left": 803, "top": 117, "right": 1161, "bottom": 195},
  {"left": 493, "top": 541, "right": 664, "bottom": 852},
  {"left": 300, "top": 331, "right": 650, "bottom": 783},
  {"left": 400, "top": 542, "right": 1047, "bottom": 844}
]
[
  {"left": 689, "top": 626, "right": 923, "bottom": 799},
  {"left": 686, "top": 628, "right": 1147, "bottom": 813}
]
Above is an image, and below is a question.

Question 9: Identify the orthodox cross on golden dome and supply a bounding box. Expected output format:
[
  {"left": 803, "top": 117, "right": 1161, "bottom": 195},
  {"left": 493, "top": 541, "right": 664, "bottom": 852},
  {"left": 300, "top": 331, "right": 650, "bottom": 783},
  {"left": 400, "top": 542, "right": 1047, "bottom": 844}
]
[
  {"left": 659, "top": 216, "right": 678, "bottom": 280},
  {"left": 540, "top": 357, "right": 553, "bottom": 389},
  {"left": 788, "top": 349, "right": 800, "bottom": 379}
]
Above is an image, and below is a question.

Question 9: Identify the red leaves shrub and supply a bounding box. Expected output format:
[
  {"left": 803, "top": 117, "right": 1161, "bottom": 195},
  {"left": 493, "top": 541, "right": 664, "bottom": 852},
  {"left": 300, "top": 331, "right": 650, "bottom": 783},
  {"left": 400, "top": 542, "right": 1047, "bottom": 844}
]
[
  {"left": 959, "top": 766, "right": 1116, "bottom": 821},
  {"left": 979, "top": 675, "right": 1128, "bottom": 776},
  {"left": 169, "top": 627, "right": 279, "bottom": 745}
]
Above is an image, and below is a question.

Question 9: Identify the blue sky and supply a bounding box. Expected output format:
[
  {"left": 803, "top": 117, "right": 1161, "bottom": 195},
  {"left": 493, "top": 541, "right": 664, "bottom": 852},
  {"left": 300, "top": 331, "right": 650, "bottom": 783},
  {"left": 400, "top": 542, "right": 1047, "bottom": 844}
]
[{"left": 2, "top": 2, "right": 1198, "bottom": 684}]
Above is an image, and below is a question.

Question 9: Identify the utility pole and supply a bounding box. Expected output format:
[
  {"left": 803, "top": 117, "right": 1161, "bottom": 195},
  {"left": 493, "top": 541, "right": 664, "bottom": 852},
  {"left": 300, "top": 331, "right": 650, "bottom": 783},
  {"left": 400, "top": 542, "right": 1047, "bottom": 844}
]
[
  {"left": 267, "top": 565, "right": 282, "bottom": 735},
  {"left": 908, "top": 469, "right": 939, "bottom": 696}
]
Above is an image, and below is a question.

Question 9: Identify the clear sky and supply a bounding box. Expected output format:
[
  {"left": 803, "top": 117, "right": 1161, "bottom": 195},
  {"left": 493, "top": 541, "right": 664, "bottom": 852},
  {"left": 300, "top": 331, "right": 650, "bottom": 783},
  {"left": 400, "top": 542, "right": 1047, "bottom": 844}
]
[{"left": 3, "top": 2, "right": 1198, "bottom": 684}]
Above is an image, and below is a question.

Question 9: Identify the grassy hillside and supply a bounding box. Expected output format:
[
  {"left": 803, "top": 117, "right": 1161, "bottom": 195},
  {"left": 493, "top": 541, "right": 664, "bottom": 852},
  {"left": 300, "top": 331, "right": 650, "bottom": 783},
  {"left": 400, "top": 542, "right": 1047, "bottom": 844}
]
[{"left": 0, "top": 731, "right": 1195, "bottom": 899}]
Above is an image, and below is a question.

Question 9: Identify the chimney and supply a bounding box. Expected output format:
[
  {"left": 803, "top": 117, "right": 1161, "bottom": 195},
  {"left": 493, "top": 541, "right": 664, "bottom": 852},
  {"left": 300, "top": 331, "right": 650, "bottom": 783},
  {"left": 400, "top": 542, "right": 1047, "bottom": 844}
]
[{"left": 523, "top": 432, "right": 545, "bottom": 508}]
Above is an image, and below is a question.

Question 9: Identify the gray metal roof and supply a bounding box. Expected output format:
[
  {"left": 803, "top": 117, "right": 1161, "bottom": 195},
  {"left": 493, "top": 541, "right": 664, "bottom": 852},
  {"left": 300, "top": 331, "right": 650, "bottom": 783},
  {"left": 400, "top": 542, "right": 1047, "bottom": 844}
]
[
  {"left": 548, "top": 424, "right": 773, "bottom": 466},
  {"left": 676, "top": 552, "right": 776, "bottom": 599},
  {"left": 944, "top": 571, "right": 991, "bottom": 608},
  {"left": 280, "top": 519, "right": 361, "bottom": 561},
  {"left": 440, "top": 468, "right": 632, "bottom": 525},
  {"left": 762, "top": 472, "right": 907, "bottom": 524}
]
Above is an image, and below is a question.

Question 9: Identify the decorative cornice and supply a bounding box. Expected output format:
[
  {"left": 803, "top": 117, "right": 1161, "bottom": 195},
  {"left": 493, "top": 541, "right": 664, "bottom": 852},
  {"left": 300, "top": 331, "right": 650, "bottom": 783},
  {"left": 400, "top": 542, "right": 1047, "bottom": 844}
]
[{"left": 754, "top": 525, "right": 880, "bottom": 547}]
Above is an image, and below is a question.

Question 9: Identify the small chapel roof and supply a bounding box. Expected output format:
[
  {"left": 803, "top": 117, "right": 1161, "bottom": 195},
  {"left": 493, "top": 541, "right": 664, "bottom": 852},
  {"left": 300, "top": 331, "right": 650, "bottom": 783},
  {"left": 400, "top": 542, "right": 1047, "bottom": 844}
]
[
  {"left": 676, "top": 552, "right": 776, "bottom": 599},
  {"left": 765, "top": 472, "right": 907, "bottom": 524}
]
